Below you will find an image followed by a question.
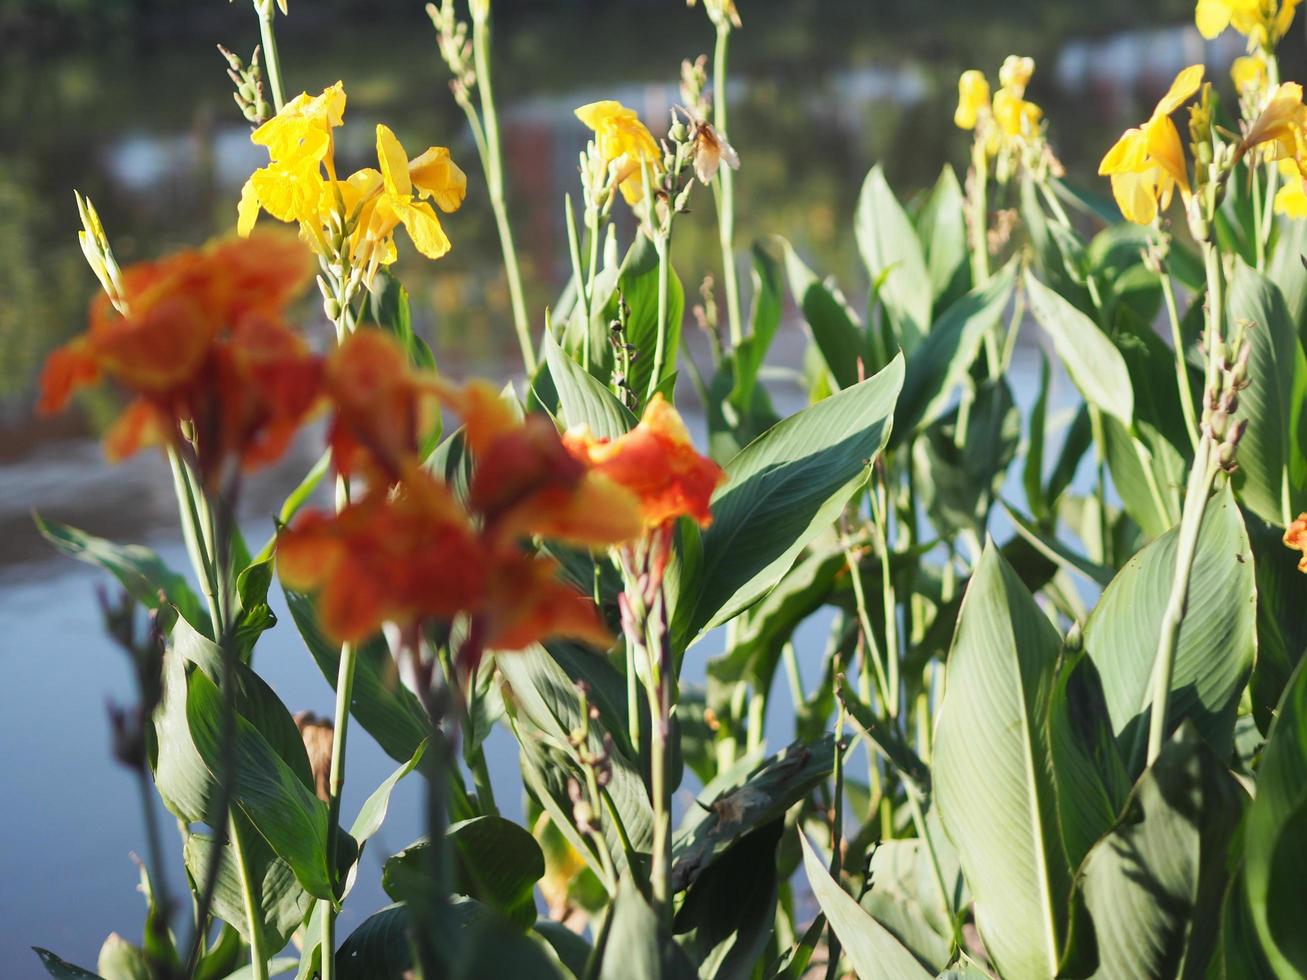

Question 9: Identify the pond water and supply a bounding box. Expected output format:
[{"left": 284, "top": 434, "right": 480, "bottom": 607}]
[{"left": 0, "top": 3, "right": 1259, "bottom": 973}]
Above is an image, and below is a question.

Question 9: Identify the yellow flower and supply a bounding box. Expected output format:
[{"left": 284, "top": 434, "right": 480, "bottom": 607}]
[
  {"left": 687, "top": 0, "right": 741, "bottom": 29},
  {"left": 993, "top": 87, "right": 1042, "bottom": 138},
  {"left": 1241, "top": 81, "right": 1307, "bottom": 160},
  {"left": 1196, "top": 0, "right": 1300, "bottom": 48},
  {"left": 575, "top": 100, "right": 662, "bottom": 206},
  {"left": 1232, "top": 54, "right": 1269, "bottom": 96},
  {"left": 1275, "top": 159, "right": 1307, "bottom": 216},
  {"left": 349, "top": 125, "right": 467, "bottom": 278},
  {"left": 998, "top": 55, "right": 1034, "bottom": 95},
  {"left": 1098, "top": 65, "right": 1204, "bottom": 225},
  {"left": 955, "top": 70, "right": 991, "bottom": 130}
]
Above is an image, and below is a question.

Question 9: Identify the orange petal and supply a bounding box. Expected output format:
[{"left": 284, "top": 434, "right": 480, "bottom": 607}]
[
  {"left": 103, "top": 398, "right": 169, "bottom": 462},
  {"left": 37, "top": 341, "right": 99, "bottom": 414}
]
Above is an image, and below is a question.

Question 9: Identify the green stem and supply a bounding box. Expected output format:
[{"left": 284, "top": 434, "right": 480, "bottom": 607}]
[
  {"left": 564, "top": 194, "right": 589, "bottom": 370},
  {"left": 168, "top": 448, "right": 222, "bottom": 635},
  {"left": 713, "top": 23, "right": 743, "bottom": 347},
  {"left": 471, "top": 5, "right": 534, "bottom": 374},
  {"left": 255, "top": 2, "right": 286, "bottom": 112},
  {"left": 844, "top": 544, "right": 892, "bottom": 717},
  {"left": 648, "top": 235, "right": 671, "bottom": 402},
  {"left": 1252, "top": 161, "right": 1266, "bottom": 270},
  {"left": 969, "top": 141, "right": 990, "bottom": 287},
  {"left": 745, "top": 688, "right": 765, "bottom": 753},
  {"left": 230, "top": 816, "right": 270, "bottom": 980},
  {"left": 1143, "top": 242, "right": 1225, "bottom": 767},
  {"left": 869, "top": 478, "right": 900, "bottom": 718}
]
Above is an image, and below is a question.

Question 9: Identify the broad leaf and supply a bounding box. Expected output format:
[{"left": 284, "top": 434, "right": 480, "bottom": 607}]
[
  {"left": 856, "top": 164, "right": 931, "bottom": 351},
  {"left": 1246, "top": 512, "right": 1307, "bottom": 733},
  {"left": 33, "top": 949, "right": 103, "bottom": 979},
  {"left": 798, "top": 833, "right": 932, "bottom": 979},
  {"left": 781, "top": 240, "right": 868, "bottom": 390},
  {"left": 914, "top": 164, "right": 971, "bottom": 314},
  {"left": 542, "top": 329, "right": 635, "bottom": 440},
  {"left": 678, "top": 354, "right": 903, "bottom": 644},
  {"left": 1084, "top": 484, "right": 1255, "bottom": 774},
  {"left": 597, "top": 883, "right": 696, "bottom": 980}
]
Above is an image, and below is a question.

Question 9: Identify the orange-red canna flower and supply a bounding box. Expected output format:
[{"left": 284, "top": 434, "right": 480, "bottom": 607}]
[
  {"left": 325, "top": 329, "right": 442, "bottom": 486},
  {"left": 39, "top": 233, "right": 318, "bottom": 490},
  {"left": 563, "top": 394, "right": 726, "bottom": 530},
  {"left": 435, "top": 379, "right": 644, "bottom": 549},
  {"left": 1285, "top": 513, "right": 1307, "bottom": 573},
  {"left": 277, "top": 467, "right": 487, "bottom": 644},
  {"left": 481, "top": 549, "right": 613, "bottom": 653}
]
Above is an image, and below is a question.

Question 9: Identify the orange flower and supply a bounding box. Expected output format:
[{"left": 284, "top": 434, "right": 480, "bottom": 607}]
[
  {"left": 563, "top": 394, "right": 725, "bottom": 529},
  {"left": 481, "top": 549, "right": 613, "bottom": 653},
  {"left": 1285, "top": 513, "right": 1307, "bottom": 573},
  {"left": 435, "top": 379, "right": 644, "bottom": 549},
  {"left": 278, "top": 468, "right": 486, "bottom": 644},
  {"left": 325, "top": 329, "right": 441, "bottom": 486},
  {"left": 39, "top": 233, "right": 318, "bottom": 490}
]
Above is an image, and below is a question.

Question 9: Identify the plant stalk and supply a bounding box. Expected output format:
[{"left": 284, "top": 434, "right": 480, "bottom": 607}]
[
  {"left": 230, "top": 815, "right": 270, "bottom": 980},
  {"left": 255, "top": 1, "right": 286, "bottom": 112},
  {"left": 712, "top": 22, "right": 743, "bottom": 347}
]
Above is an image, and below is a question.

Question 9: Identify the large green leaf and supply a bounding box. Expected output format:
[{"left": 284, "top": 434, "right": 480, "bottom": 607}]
[
  {"left": 781, "top": 240, "right": 868, "bottom": 390},
  {"left": 284, "top": 589, "right": 429, "bottom": 764},
  {"left": 914, "top": 164, "right": 971, "bottom": 314},
  {"left": 1245, "top": 658, "right": 1307, "bottom": 976},
  {"left": 677, "top": 354, "right": 903, "bottom": 644},
  {"left": 184, "top": 818, "right": 313, "bottom": 951},
  {"left": 542, "top": 329, "right": 636, "bottom": 440},
  {"left": 890, "top": 261, "right": 1015, "bottom": 448},
  {"left": 798, "top": 833, "right": 932, "bottom": 979},
  {"left": 1066, "top": 725, "right": 1246, "bottom": 979},
  {"left": 1084, "top": 484, "right": 1255, "bottom": 774},
  {"left": 933, "top": 544, "right": 1106, "bottom": 979},
  {"left": 859, "top": 831, "right": 963, "bottom": 974},
  {"left": 1226, "top": 259, "right": 1307, "bottom": 525},
  {"left": 1247, "top": 512, "right": 1307, "bottom": 733},
  {"left": 730, "top": 239, "right": 785, "bottom": 411},
  {"left": 597, "top": 883, "right": 696, "bottom": 980},
  {"left": 1268, "top": 214, "right": 1307, "bottom": 331},
  {"left": 856, "top": 164, "right": 932, "bottom": 351},
  {"left": 185, "top": 669, "right": 335, "bottom": 900},
  {"left": 33, "top": 949, "right": 104, "bottom": 979},
  {"left": 599, "top": 234, "right": 684, "bottom": 402},
  {"left": 34, "top": 514, "right": 206, "bottom": 632},
  {"left": 1025, "top": 268, "right": 1135, "bottom": 425}
]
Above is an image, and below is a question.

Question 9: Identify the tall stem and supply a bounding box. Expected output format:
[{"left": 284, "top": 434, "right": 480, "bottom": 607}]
[
  {"left": 1143, "top": 242, "right": 1225, "bottom": 767},
  {"left": 255, "top": 1, "right": 286, "bottom": 112},
  {"left": 713, "top": 23, "right": 743, "bottom": 347},
  {"left": 648, "top": 235, "right": 671, "bottom": 402},
  {"left": 1161, "top": 268, "right": 1201, "bottom": 450},
  {"left": 230, "top": 815, "right": 270, "bottom": 980},
  {"left": 471, "top": 4, "right": 534, "bottom": 374},
  {"left": 968, "top": 141, "right": 990, "bottom": 287}
]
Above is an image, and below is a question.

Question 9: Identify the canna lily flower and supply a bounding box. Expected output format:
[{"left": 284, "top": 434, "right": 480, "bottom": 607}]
[
  {"left": 562, "top": 394, "right": 726, "bottom": 530},
  {"left": 277, "top": 468, "right": 487, "bottom": 644},
  {"left": 575, "top": 100, "right": 662, "bottom": 206},
  {"left": 39, "top": 233, "right": 318, "bottom": 490},
  {"left": 324, "top": 329, "right": 442, "bottom": 486},
  {"left": 1276, "top": 158, "right": 1307, "bottom": 215},
  {"left": 687, "top": 0, "right": 741, "bottom": 29},
  {"left": 685, "top": 110, "right": 740, "bottom": 185},
  {"left": 1196, "top": 0, "right": 1300, "bottom": 48},
  {"left": 1240, "top": 81, "right": 1307, "bottom": 160},
  {"left": 349, "top": 125, "right": 467, "bottom": 277},
  {"left": 1232, "top": 54, "right": 1269, "bottom": 97},
  {"left": 954, "top": 57, "right": 1043, "bottom": 148},
  {"left": 1098, "top": 65, "right": 1204, "bottom": 225},
  {"left": 238, "top": 83, "right": 347, "bottom": 238},
  {"left": 1284, "top": 513, "right": 1307, "bottom": 572},
  {"left": 480, "top": 549, "right": 613, "bottom": 653},
  {"left": 954, "top": 70, "right": 991, "bottom": 130}
]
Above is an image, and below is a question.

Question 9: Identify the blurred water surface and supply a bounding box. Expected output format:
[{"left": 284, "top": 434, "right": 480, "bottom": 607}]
[{"left": 0, "top": 2, "right": 1265, "bottom": 973}]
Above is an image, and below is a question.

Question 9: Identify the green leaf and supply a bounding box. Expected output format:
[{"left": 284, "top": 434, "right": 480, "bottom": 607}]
[
  {"left": 678, "top": 354, "right": 903, "bottom": 644},
  {"left": 1001, "top": 500, "right": 1113, "bottom": 586},
  {"left": 33, "top": 949, "right": 104, "bottom": 979},
  {"left": 859, "top": 833, "right": 962, "bottom": 974},
  {"left": 1245, "top": 657, "right": 1307, "bottom": 976},
  {"left": 185, "top": 669, "right": 334, "bottom": 900},
  {"left": 351, "top": 740, "right": 427, "bottom": 845},
  {"left": 601, "top": 234, "right": 684, "bottom": 402},
  {"left": 932, "top": 543, "right": 1099, "bottom": 979},
  {"left": 34, "top": 514, "right": 206, "bottom": 632},
  {"left": 730, "top": 239, "right": 785, "bottom": 411},
  {"left": 542, "top": 329, "right": 636, "bottom": 439},
  {"left": 674, "top": 737, "right": 834, "bottom": 892},
  {"left": 1247, "top": 511, "right": 1307, "bottom": 733},
  {"left": 781, "top": 240, "right": 868, "bottom": 390},
  {"left": 334, "top": 904, "right": 413, "bottom": 980},
  {"left": 1065, "top": 725, "right": 1246, "bottom": 980},
  {"left": 1226, "top": 259, "right": 1307, "bottom": 525},
  {"left": 223, "top": 958, "right": 298, "bottom": 980},
  {"left": 798, "top": 833, "right": 932, "bottom": 979},
  {"left": 369, "top": 272, "right": 436, "bottom": 371},
  {"left": 915, "top": 164, "right": 971, "bottom": 315},
  {"left": 443, "top": 816, "right": 547, "bottom": 928},
  {"left": 96, "top": 935, "right": 149, "bottom": 980},
  {"left": 1267, "top": 213, "right": 1307, "bottom": 331},
  {"left": 284, "top": 589, "right": 429, "bottom": 764},
  {"left": 1083, "top": 484, "right": 1255, "bottom": 774},
  {"left": 673, "top": 820, "right": 782, "bottom": 980},
  {"left": 598, "top": 883, "right": 697, "bottom": 980},
  {"left": 184, "top": 819, "right": 313, "bottom": 951},
  {"left": 856, "top": 164, "right": 931, "bottom": 351},
  {"left": 1024, "top": 268, "right": 1135, "bottom": 425},
  {"left": 890, "top": 260, "right": 1015, "bottom": 447}
]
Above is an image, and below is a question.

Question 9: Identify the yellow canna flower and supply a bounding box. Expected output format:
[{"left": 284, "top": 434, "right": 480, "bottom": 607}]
[
  {"left": 350, "top": 125, "right": 468, "bottom": 279},
  {"left": 993, "top": 87, "right": 1042, "bottom": 138},
  {"left": 1232, "top": 54, "right": 1269, "bottom": 96},
  {"left": 955, "top": 70, "right": 991, "bottom": 130},
  {"left": 998, "top": 55, "right": 1035, "bottom": 96},
  {"left": 687, "top": 0, "right": 741, "bottom": 29},
  {"left": 1098, "top": 65, "right": 1204, "bottom": 224},
  {"left": 1274, "top": 159, "right": 1307, "bottom": 216},
  {"left": 575, "top": 100, "right": 663, "bottom": 206},
  {"left": 1196, "top": 0, "right": 1300, "bottom": 48},
  {"left": 1240, "top": 81, "right": 1307, "bottom": 161}
]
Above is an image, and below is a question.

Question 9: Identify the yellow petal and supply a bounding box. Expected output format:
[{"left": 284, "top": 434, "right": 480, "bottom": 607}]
[
  {"left": 1195, "top": 0, "right": 1233, "bottom": 38},
  {"left": 1145, "top": 116, "right": 1189, "bottom": 192},
  {"left": 1275, "top": 175, "right": 1307, "bottom": 217},
  {"left": 954, "top": 70, "right": 990, "bottom": 130},
  {"left": 1111, "top": 171, "right": 1159, "bottom": 225},
  {"left": 376, "top": 124, "right": 412, "bottom": 199},
  {"left": 1099, "top": 128, "right": 1148, "bottom": 175},
  {"left": 1232, "top": 55, "right": 1268, "bottom": 94},
  {"left": 998, "top": 55, "right": 1034, "bottom": 95},
  {"left": 398, "top": 200, "right": 452, "bottom": 259},
  {"left": 237, "top": 177, "right": 262, "bottom": 237},
  {"left": 408, "top": 147, "right": 468, "bottom": 213},
  {"left": 575, "top": 100, "right": 626, "bottom": 131},
  {"left": 1154, "top": 65, "right": 1205, "bottom": 118}
]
